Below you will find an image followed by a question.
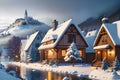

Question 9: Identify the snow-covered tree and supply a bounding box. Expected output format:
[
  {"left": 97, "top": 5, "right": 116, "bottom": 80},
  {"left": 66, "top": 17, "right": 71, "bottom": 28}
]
[
  {"left": 102, "top": 58, "right": 108, "bottom": 71},
  {"left": 62, "top": 76, "right": 69, "bottom": 80},
  {"left": 26, "top": 46, "right": 32, "bottom": 63},
  {"left": 113, "top": 57, "right": 120, "bottom": 71},
  {"left": 64, "top": 42, "right": 82, "bottom": 66}
]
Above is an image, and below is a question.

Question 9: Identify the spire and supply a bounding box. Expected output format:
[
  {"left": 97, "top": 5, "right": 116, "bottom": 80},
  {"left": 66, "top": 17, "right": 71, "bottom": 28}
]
[{"left": 24, "top": 9, "right": 28, "bottom": 19}]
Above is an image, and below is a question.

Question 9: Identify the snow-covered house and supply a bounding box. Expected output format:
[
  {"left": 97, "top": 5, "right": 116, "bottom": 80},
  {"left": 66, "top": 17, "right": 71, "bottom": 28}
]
[
  {"left": 24, "top": 31, "right": 42, "bottom": 62},
  {"left": 0, "top": 45, "right": 12, "bottom": 62},
  {"left": 93, "top": 18, "right": 120, "bottom": 66},
  {"left": 85, "top": 30, "right": 98, "bottom": 63},
  {"left": 38, "top": 19, "right": 88, "bottom": 63},
  {"left": 20, "top": 40, "right": 27, "bottom": 62}
]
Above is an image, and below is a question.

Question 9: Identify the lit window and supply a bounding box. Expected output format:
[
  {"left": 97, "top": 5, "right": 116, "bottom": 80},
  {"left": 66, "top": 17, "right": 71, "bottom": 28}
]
[
  {"left": 48, "top": 50, "right": 54, "bottom": 59},
  {"left": 62, "top": 50, "right": 66, "bottom": 56},
  {"left": 79, "top": 50, "right": 82, "bottom": 57}
]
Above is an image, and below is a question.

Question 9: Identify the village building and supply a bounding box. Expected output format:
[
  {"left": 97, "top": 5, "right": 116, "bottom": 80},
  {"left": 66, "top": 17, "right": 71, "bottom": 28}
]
[
  {"left": 22, "top": 31, "right": 42, "bottom": 62},
  {"left": 20, "top": 40, "right": 27, "bottom": 62},
  {"left": 85, "top": 30, "right": 98, "bottom": 63},
  {"left": 93, "top": 18, "right": 120, "bottom": 66},
  {"left": 12, "top": 10, "right": 41, "bottom": 26},
  {"left": 38, "top": 19, "right": 88, "bottom": 64}
]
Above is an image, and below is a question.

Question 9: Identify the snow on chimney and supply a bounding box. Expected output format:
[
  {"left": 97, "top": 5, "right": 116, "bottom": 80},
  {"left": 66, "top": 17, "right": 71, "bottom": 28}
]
[
  {"left": 102, "top": 17, "right": 109, "bottom": 24},
  {"left": 52, "top": 20, "right": 58, "bottom": 31}
]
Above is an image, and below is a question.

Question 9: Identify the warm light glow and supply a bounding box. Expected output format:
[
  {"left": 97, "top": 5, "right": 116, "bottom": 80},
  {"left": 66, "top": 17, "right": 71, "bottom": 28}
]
[
  {"left": 97, "top": 51, "right": 100, "bottom": 54},
  {"left": 108, "top": 49, "right": 114, "bottom": 56},
  {"left": 62, "top": 50, "right": 66, "bottom": 56},
  {"left": 48, "top": 50, "right": 54, "bottom": 59},
  {"left": 79, "top": 50, "right": 82, "bottom": 57},
  {"left": 48, "top": 72, "right": 52, "bottom": 80},
  {"left": 15, "top": 55, "right": 18, "bottom": 58}
]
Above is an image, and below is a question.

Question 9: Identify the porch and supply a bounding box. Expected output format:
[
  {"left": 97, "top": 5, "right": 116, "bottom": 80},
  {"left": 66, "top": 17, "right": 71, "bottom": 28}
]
[{"left": 92, "top": 45, "right": 115, "bottom": 66}]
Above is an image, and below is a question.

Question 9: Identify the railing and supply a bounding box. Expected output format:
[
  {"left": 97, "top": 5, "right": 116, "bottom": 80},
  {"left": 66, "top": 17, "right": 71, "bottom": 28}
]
[{"left": 92, "top": 58, "right": 97, "bottom": 66}]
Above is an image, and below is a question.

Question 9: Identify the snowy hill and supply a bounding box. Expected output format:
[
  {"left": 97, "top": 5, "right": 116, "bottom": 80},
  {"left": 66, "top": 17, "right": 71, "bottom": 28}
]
[{"left": 0, "top": 22, "right": 50, "bottom": 45}]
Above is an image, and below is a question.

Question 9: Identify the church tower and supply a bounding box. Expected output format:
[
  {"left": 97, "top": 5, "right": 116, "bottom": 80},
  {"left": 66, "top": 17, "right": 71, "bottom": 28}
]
[{"left": 24, "top": 9, "right": 28, "bottom": 21}]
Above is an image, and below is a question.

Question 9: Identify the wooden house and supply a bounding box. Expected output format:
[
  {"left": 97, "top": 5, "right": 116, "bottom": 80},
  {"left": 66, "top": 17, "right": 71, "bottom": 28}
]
[
  {"left": 24, "top": 31, "right": 42, "bottom": 62},
  {"left": 38, "top": 19, "right": 88, "bottom": 63},
  {"left": 93, "top": 18, "right": 120, "bottom": 66}
]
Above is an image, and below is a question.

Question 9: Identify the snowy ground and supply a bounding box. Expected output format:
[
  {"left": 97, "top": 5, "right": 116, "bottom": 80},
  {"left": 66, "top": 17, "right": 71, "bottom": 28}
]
[
  {"left": 5, "top": 62, "right": 94, "bottom": 78},
  {"left": 89, "top": 69, "right": 120, "bottom": 80},
  {"left": 0, "top": 69, "right": 21, "bottom": 80}
]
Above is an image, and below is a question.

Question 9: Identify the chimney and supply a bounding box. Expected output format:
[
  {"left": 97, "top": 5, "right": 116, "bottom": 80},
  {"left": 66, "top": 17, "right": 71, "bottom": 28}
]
[
  {"left": 52, "top": 20, "right": 58, "bottom": 31},
  {"left": 101, "top": 17, "right": 109, "bottom": 24}
]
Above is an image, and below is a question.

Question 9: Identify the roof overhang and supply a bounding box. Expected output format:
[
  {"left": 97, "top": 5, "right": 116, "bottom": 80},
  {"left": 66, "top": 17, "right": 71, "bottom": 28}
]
[
  {"left": 93, "top": 44, "right": 112, "bottom": 50},
  {"left": 38, "top": 44, "right": 55, "bottom": 50}
]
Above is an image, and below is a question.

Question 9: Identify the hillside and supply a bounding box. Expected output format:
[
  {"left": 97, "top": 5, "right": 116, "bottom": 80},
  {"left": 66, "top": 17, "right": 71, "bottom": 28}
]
[{"left": 78, "top": 8, "right": 120, "bottom": 33}]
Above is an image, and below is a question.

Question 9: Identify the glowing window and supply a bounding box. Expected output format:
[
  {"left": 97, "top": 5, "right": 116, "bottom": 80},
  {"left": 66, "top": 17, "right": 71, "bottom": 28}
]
[
  {"left": 79, "top": 50, "right": 82, "bottom": 57},
  {"left": 62, "top": 50, "right": 66, "bottom": 56}
]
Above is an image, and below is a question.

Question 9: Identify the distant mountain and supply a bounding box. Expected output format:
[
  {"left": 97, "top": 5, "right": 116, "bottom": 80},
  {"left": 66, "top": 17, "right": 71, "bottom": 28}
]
[{"left": 78, "top": 8, "right": 120, "bottom": 33}]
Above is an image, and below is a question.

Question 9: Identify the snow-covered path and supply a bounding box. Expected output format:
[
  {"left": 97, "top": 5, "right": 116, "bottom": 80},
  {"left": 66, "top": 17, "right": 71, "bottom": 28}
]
[{"left": 7, "top": 62, "right": 94, "bottom": 78}]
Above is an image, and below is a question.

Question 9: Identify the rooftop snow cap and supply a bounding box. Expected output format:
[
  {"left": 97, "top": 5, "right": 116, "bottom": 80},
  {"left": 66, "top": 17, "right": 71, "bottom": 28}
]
[
  {"left": 102, "top": 17, "right": 109, "bottom": 24},
  {"left": 52, "top": 20, "right": 58, "bottom": 31}
]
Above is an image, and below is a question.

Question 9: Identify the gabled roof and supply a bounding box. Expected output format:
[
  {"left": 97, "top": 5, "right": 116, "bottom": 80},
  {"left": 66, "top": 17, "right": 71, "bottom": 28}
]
[
  {"left": 85, "top": 30, "right": 97, "bottom": 53},
  {"left": 39, "top": 19, "right": 87, "bottom": 49},
  {"left": 94, "top": 20, "right": 120, "bottom": 46},
  {"left": 24, "top": 31, "right": 39, "bottom": 51}
]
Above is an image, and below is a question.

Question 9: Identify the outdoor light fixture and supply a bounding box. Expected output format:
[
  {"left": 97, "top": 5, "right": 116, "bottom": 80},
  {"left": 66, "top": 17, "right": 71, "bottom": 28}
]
[{"left": 97, "top": 51, "right": 100, "bottom": 54}]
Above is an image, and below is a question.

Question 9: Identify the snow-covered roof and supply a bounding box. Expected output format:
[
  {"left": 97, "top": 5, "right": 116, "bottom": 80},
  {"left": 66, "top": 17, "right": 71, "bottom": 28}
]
[
  {"left": 94, "top": 20, "right": 120, "bottom": 46},
  {"left": 85, "top": 30, "right": 97, "bottom": 53},
  {"left": 102, "top": 17, "right": 108, "bottom": 22},
  {"left": 39, "top": 19, "right": 86, "bottom": 49},
  {"left": 94, "top": 44, "right": 111, "bottom": 49},
  {"left": 24, "top": 31, "right": 39, "bottom": 51}
]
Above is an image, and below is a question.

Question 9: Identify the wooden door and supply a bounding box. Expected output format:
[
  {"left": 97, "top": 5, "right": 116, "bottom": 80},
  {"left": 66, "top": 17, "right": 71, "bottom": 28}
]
[{"left": 97, "top": 51, "right": 102, "bottom": 61}]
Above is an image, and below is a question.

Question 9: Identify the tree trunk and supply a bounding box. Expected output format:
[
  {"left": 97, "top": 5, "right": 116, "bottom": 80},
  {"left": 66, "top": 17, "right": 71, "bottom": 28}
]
[{"left": 72, "top": 58, "right": 74, "bottom": 67}]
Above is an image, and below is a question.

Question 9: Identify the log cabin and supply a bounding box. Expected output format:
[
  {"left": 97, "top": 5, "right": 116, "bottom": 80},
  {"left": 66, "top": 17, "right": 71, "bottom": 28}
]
[
  {"left": 93, "top": 18, "right": 120, "bottom": 66},
  {"left": 38, "top": 19, "right": 88, "bottom": 64}
]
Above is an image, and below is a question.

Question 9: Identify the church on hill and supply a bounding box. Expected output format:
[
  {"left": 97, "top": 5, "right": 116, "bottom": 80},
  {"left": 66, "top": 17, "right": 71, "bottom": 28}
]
[{"left": 13, "top": 10, "right": 41, "bottom": 26}]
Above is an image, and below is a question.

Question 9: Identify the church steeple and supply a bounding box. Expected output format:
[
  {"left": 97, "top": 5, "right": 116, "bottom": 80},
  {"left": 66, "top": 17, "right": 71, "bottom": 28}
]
[{"left": 24, "top": 9, "right": 28, "bottom": 20}]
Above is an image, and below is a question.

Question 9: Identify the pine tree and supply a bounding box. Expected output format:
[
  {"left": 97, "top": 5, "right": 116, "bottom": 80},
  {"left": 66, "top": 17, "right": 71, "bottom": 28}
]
[
  {"left": 102, "top": 58, "right": 108, "bottom": 71},
  {"left": 64, "top": 42, "right": 82, "bottom": 66},
  {"left": 113, "top": 57, "right": 120, "bottom": 71}
]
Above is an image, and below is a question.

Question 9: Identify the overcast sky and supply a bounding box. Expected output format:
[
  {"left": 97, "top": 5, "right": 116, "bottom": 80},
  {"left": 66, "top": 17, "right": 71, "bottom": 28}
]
[{"left": 0, "top": 0, "right": 120, "bottom": 25}]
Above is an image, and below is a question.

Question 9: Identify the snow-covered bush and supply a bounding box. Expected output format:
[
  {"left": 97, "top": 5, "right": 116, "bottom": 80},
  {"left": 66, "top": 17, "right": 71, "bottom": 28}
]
[
  {"left": 62, "top": 76, "right": 69, "bottom": 80},
  {"left": 8, "top": 70, "right": 17, "bottom": 77},
  {"left": 64, "top": 42, "right": 82, "bottom": 66},
  {"left": 0, "top": 64, "right": 6, "bottom": 71},
  {"left": 102, "top": 58, "right": 108, "bottom": 71},
  {"left": 113, "top": 57, "right": 120, "bottom": 71}
]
